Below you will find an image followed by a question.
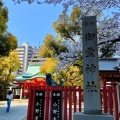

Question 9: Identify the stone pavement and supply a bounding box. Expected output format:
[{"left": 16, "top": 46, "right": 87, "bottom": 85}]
[{"left": 0, "top": 99, "right": 28, "bottom": 120}]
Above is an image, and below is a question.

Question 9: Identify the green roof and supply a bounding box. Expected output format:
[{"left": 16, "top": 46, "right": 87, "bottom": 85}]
[
  {"left": 15, "top": 64, "right": 45, "bottom": 81},
  {"left": 22, "top": 64, "right": 41, "bottom": 78}
]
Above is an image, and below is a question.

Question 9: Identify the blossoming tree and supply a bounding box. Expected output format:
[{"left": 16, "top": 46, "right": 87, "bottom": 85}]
[
  {"left": 13, "top": 0, "right": 120, "bottom": 86},
  {"left": 13, "top": 0, "right": 120, "bottom": 60}
]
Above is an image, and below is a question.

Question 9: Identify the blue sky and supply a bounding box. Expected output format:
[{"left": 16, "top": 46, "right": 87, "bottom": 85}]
[{"left": 2, "top": 0, "right": 63, "bottom": 47}]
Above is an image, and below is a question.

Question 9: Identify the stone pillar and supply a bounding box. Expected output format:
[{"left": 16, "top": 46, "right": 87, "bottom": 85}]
[
  {"left": 82, "top": 16, "right": 101, "bottom": 114},
  {"left": 73, "top": 16, "right": 114, "bottom": 120}
]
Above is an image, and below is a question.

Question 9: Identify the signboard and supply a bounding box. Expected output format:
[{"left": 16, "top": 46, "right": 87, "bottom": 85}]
[
  {"left": 34, "top": 90, "right": 45, "bottom": 120},
  {"left": 82, "top": 16, "right": 101, "bottom": 114},
  {"left": 52, "top": 91, "right": 61, "bottom": 120}
]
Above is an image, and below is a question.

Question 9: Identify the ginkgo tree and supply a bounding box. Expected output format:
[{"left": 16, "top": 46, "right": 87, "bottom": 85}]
[
  {"left": 55, "top": 65, "right": 83, "bottom": 87},
  {"left": 39, "top": 34, "right": 68, "bottom": 58},
  {"left": 40, "top": 57, "right": 58, "bottom": 74},
  {"left": 0, "top": 50, "right": 21, "bottom": 89}
]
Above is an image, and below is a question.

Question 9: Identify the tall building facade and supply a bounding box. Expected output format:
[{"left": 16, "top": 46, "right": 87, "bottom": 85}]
[
  {"left": 16, "top": 42, "right": 36, "bottom": 75},
  {"left": 29, "top": 52, "right": 47, "bottom": 65}
]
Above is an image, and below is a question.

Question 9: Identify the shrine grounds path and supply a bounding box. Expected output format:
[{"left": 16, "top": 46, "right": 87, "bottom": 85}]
[
  {"left": 0, "top": 99, "right": 84, "bottom": 120},
  {"left": 0, "top": 99, "right": 118, "bottom": 120},
  {"left": 0, "top": 99, "right": 28, "bottom": 120}
]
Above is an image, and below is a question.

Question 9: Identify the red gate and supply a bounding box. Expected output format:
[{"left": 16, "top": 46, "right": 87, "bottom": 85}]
[{"left": 27, "top": 85, "right": 119, "bottom": 120}]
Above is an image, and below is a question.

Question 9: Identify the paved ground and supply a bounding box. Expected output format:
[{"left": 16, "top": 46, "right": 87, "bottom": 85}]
[
  {"left": 0, "top": 99, "right": 28, "bottom": 120},
  {"left": 0, "top": 100, "right": 118, "bottom": 120}
]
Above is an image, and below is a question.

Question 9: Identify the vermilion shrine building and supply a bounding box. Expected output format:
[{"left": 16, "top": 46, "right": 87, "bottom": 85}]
[
  {"left": 13, "top": 64, "right": 46, "bottom": 99},
  {"left": 13, "top": 52, "right": 47, "bottom": 99},
  {"left": 99, "top": 58, "right": 120, "bottom": 114}
]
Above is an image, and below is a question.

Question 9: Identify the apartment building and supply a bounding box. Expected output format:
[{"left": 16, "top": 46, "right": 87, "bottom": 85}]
[
  {"left": 16, "top": 42, "right": 36, "bottom": 75},
  {"left": 29, "top": 52, "right": 47, "bottom": 64}
]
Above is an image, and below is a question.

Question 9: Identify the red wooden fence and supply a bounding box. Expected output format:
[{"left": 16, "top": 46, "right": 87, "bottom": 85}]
[{"left": 27, "top": 85, "right": 119, "bottom": 120}]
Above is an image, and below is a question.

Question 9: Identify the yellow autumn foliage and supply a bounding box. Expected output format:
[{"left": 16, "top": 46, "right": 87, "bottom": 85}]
[
  {"left": 0, "top": 50, "right": 21, "bottom": 88},
  {"left": 55, "top": 66, "right": 83, "bottom": 87},
  {"left": 40, "top": 58, "right": 58, "bottom": 75},
  {"left": 70, "top": 7, "right": 81, "bottom": 22}
]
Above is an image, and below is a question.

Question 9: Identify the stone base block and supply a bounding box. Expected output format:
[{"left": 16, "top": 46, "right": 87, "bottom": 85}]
[{"left": 73, "top": 112, "right": 114, "bottom": 120}]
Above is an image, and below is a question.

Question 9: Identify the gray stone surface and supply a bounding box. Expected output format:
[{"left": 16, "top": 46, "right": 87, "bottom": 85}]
[
  {"left": 82, "top": 16, "right": 101, "bottom": 114},
  {"left": 73, "top": 112, "right": 114, "bottom": 120}
]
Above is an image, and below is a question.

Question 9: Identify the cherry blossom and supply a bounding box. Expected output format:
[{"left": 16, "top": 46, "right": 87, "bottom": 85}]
[{"left": 12, "top": 0, "right": 120, "bottom": 70}]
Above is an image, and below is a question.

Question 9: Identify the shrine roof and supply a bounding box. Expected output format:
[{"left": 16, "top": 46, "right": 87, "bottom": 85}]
[
  {"left": 99, "top": 58, "right": 120, "bottom": 71},
  {"left": 14, "top": 64, "right": 45, "bottom": 81},
  {"left": 15, "top": 73, "right": 45, "bottom": 81},
  {"left": 22, "top": 64, "right": 41, "bottom": 78}
]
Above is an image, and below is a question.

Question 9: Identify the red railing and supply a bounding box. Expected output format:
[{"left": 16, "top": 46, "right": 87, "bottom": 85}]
[
  {"left": 101, "top": 85, "right": 119, "bottom": 120},
  {"left": 27, "top": 85, "right": 119, "bottom": 120}
]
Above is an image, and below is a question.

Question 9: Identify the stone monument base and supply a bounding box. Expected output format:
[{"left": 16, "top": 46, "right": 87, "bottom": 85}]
[{"left": 73, "top": 112, "right": 114, "bottom": 120}]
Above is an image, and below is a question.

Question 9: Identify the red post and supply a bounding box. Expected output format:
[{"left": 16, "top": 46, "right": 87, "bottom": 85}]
[
  {"left": 113, "top": 85, "right": 119, "bottom": 120},
  {"left": 27, "top": 86, "right": 32, "bottom": 120},
  {"left": 73, "top": 86, "right": 77, "bottom": 112},
  {"left": 78, "top": 87, "right": 81, "bottom": 112},
  {"left": 22, "top": 85, "right": 24, "bottom": 98},
  {"left": 69, "top": 87, "right": 72, "bottom": 120},
  {"left": 103, "top": 81, "right": 108, "bottom": 113},
  {"left": 100, "top": 89, "right": 103, "bottom": 111},
  {"left": 60, "top": 86, "right": 63, "bottom": 120},
  {"left": 50, "top": 86, "right": 53, "bottom": 120},
  {"left": 108, "top": 86, "right": 113, "bottom": 115},
  {"left": 64, "top": 86, "right": 67, "bottom": 120},
  {"left": 45, "top": 86, "right": 50, "bottom": 120},
  {"left": 27, "top": 86, "right": 35, "bottom": 120}
]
